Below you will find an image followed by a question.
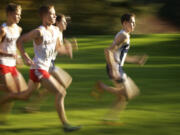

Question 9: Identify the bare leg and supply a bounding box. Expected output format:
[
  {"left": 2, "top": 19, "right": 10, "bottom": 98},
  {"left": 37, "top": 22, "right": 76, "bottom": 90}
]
[
  {"left": 50, "top": 66, "right": 72, "bottom": 89},
  {"left": 123, "top": 76, "right": 140, "bottom": 100},
  {"left": 0, "top": 80, "right": 38, "bottom": 104},
  {"left": 92, "top": 80, "right": 128, "bottom": 123},
  {"left": 14, "top": 72, "right": 28, "bottom": 92},
  {"left": 24, "top": 66, "right": 72, "bottom": 113},
  {"left": 104, "top": 95, "right": 127, "bottom": 121},
  {"left": 96, "top": 80, "right": 125, "bottom": 95},
  {"left": 3, "top": 73, "right": 18, "bottom": 93},
  {"left": 95, "top": 77, "right": 140, "bottom": 100},
  {"left": 24, "top": 88, "right": 48, "bottom": 113},
  {"left": 0, "top": 72, "right": 28, "bottom": 93},
  {"left": 91, "top": 80, "right": 125, "bottom": 100},
  {"left": 0, "top": 72, "right": 28, "bottom": 118},
  {"left": 0, "top": 74, "right": 18, "bottom": 124},
  {"left": 13, "top": 74, "right": 39, "bottom": 113},
  {"left": 40, "top": 76, "right": 81, "bottom": 132},
  {"left": 55, "top": 93, "right": 68, "bottom": 125},
  {"left": 40, "top": 76, "right": 67, "bottom": 124},
  {"left": 25, "top": 66, "right": 72, "bottom": 113}
]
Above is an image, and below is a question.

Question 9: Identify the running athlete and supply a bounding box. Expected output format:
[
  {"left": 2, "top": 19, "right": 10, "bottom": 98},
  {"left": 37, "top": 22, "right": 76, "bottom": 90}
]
[
  {"left": 23, "top": 14, "right": 78, "bottom": 113},
  {"left": 0, "top": 5, "right": 80, "bottom": 132},
  {"left": 24, "top": 14, "right": 78, "bottom": 113},
  {"left": 49, "top": 14, "right": 77, "bottom": 89},
  {"left": 0, "top": 3, "right": 27, "bottom": 124},
  {"left": 92, "top": 13, "right": 148, "bottom": 121}
]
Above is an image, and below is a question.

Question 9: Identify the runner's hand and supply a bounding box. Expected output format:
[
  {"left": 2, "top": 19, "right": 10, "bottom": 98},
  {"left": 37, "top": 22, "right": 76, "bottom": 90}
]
[
  {"left": 138, "top": 55, "right": 148, "bottom": 65},
  {"left": 64, "top": 40, "right": 73, "bottom": 59},
  {"left": 71, "top": 38, "right": 78, "bottom": 50},
  {"left": 23, "top": 55, "right": 34, "bottom": 66}
]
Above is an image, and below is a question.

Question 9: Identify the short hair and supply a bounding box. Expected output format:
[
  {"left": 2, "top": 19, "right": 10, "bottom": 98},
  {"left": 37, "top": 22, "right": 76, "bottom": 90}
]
[
  {"left": 121, "top": 13, "right": 135, "bottom": 24},
  {"left": 56, "top": 13, "right": 64, "bottom": 22},
  {"left": 56, "top": 13, "right": 71, "bottom": 22},
  {"left": 6, "top": 3, "right": 21, "bottom": 13},
  {"left": 39, "top": 5, "right": 54, "bottom": 18}
]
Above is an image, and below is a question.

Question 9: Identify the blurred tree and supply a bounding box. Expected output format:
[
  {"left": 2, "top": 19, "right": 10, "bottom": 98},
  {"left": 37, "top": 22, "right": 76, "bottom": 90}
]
[
  {"left": 159, "top": 0, "right": 180, "bottom": 27},
  {"left": 0, "top": 0, "right": 179, "bottom": 35}
]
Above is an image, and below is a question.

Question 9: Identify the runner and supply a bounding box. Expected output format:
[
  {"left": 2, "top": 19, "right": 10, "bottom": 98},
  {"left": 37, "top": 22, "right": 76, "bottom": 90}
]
[
  {"left": 23, "top": 14, "right": 78, "bottom": 113},
  {"left": 0, "top": 3, "right": 27, "bottom": 124},
  {"left": 92, "top": 13, "right": 148, "bottom": 122},
  {"left": 0, "top": 5, "right": 81, "bottom": 132}
]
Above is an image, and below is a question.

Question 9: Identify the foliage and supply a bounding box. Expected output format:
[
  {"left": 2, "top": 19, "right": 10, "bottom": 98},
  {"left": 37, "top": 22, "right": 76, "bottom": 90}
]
[{"left": 0, "top": 0, "right": 179, "bottom": 34}]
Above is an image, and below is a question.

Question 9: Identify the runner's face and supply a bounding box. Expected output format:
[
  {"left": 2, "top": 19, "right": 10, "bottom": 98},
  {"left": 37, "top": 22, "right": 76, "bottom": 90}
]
[
  {"left": 45, "top": 7, "right": 56, "bottom": 24},
  {"left": 126, "top": 16, "right": 136, "bottom": 32},
  {"left": 61, "top": 17, "right": 67, "bottom": 30},
  {"left": 8, "top": 8, "right": 21, "bottom": 24},
  {"left": 57, "top": 16, "right": 67, "bottom": 31}
]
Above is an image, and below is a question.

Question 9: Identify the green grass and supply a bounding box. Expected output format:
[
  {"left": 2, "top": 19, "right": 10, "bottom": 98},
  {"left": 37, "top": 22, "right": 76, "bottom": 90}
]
[{"left": 1, "top": 34, "right": 180, "bottom": 135}]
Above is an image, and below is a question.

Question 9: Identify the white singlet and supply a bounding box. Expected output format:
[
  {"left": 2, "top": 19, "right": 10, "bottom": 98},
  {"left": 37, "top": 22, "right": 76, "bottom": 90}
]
[
  {"left": 0, "top": 23, "right": 20, "bottom": 66},
  {"left": 31, "top": 25, "right": 60, "bottom": 71},
  {"left": 51, "top": 31, "right": 63, "bottom": 61},
  {"left": 113, "top": 30, "right": 130, "bottom": 67}
]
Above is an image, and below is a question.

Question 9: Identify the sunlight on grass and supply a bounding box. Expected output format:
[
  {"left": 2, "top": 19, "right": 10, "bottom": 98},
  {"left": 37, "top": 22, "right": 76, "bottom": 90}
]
[{"left": 1, "top": 34, "right": 180, "bottom": 135}]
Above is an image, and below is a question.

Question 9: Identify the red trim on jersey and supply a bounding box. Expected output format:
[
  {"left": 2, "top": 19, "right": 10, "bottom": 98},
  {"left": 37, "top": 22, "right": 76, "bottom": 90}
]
[
  {"left": 0, "top": 64, "right": 18, "bottom": 77},
  {"left": 30, "top": 69, "right": 50, "bottom": 82}
]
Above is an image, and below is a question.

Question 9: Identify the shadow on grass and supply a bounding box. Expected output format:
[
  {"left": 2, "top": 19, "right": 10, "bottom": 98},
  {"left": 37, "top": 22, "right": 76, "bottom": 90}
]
[
  {"left": 1, "top": 34, "right": 180, "bottom": 135},
  {"left": 14, "top": 33, "right": 180, "bottom": 114}
]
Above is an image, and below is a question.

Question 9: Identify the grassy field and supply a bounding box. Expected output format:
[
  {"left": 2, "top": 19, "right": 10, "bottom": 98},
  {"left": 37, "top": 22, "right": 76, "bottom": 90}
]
[{"left": 0, "top": 34, "right": 180, "bottom": 135}]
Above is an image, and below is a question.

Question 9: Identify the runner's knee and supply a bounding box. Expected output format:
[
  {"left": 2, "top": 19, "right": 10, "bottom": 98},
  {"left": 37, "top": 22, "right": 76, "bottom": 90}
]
[{"left": 57, "top": 89, "right": 66, "bottom": 97}]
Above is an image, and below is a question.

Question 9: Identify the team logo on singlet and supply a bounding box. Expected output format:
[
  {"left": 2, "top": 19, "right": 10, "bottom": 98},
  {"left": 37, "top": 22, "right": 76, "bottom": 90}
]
[
  {"left": 5, "top": 37, "right": 18, "bottom": 43},
  {"left": 44, "top": 39, "right": 55, "bottom": 46}
]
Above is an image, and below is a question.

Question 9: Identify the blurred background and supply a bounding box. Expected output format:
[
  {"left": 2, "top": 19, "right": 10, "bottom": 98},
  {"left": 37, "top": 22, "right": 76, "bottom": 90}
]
[
  {"left": 0, "top": 0, "right": 180, "bottom": 35},
  {"left": 0, "top": 1, "right": 180, "bottom": 135}
]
